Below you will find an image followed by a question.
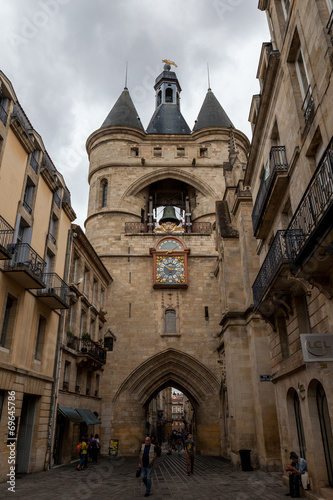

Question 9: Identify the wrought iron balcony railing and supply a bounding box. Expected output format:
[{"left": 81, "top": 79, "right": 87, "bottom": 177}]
[
  {"left": 252, "top": 230, "right": 289, "bottom": 307},
  {"left": 0, "top": 102, "right": 8, "bottom": 126},
  {"left": 0, "top": 216, "right": 14, "bottom": 258},
  {"left": 252, "top": 146, "right": 289, "bottom": 235},
  {"left": 5, "top": 243, "right": 46, "bottom": 279},
  {"left": 80, "top": 337, "right": 106, "bottom": 364},
  {"left": 37, "top": 272, "right": 69, "bottom": 305},
  {"left": 286, "top": 138, "right": 333, "bottom": 260}
]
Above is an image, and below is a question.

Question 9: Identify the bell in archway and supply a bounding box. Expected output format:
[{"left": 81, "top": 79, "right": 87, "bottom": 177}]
[{"left": 159, "top": 205, "right": 179, "bottom": 225}]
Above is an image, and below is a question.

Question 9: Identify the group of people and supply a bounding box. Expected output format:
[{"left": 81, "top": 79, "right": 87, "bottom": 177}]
[
  {"left": 167, "top": 430, "right": 187, "bottom": 455},
  {"left": 76, "top": 433, "right": 100, "bottom": 471},
  {"left": 138, "top": 432, "right": 196, "bottom": 497}
]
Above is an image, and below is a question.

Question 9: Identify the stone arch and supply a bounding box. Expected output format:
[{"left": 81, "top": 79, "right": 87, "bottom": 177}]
[
  {"left": 120, "top": 168, "right": 219, "bottom": 201},
  {"left": 113, "top": 348, "right": 220, "bottom": 407},
  {"left": 110, "top": 349, "right": 222, "bottom": 456}
]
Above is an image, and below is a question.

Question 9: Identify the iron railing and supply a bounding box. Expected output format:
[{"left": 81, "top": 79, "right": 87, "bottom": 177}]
[
  {"left": 252, "top": 146, "right": 289, "bottom": 234},
  {"left": 11, "top": 103, "right": 32, "bottom": 134},
  {"left": 0, "top": 216, "right": 14, "bottom": 252},
  {"left": 30, "top": 155, "right": 39, "bottom": 173},
  {"left": 80, "top": 337, "right": 106, "bottom": 364},
  {"left": 0, "top": 103, "right": 8, "bottom": 126},
  {"left": 5, "top": 243, "right": 46, "bottom": 280},
  {"left": 125, "top": 221, "right": 212, "bottom": 234},
  {"left": 37, "top": 272, "right": 69, "bottom": 304},
  {"left": 252, "top": 230, "right": 289, "bottom": 307},
  {"left": 286, "top": 138, "right": 333, "bottom": 260}
]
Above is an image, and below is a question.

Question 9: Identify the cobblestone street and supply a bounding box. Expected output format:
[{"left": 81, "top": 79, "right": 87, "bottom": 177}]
[{"left": 0, "top": 450, "right": 292, "bottom": 500}]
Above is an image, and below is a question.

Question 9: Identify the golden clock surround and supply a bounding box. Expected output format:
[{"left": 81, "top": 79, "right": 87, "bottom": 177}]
[{"left": 150, "top": 236, "right": 190, "bottom": 289}]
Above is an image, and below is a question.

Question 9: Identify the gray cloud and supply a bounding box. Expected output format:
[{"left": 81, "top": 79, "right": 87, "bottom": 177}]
[{"left": 1, "top": 0, "right": 270, "bottom": 226}]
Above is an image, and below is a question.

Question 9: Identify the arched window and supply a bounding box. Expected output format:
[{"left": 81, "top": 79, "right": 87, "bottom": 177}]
[
  {"left": 165, "top": 309, "right": 176, "bottom": 334},
  {"left": 157, "top": 90, "right": 162, "bottom": 106},
  {"left": 101, "top": 180, "right": 108, "bottom": 208},
  {"left": 165, "top": 88, "right": 173, "bottom": 103},
  {"left": 316, "top": 382, "right": 333, "bottom": 486}
]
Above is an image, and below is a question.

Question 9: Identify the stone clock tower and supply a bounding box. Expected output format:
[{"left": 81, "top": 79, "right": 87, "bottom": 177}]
[{"left": 85, "top": 63, "right": 279, "bottom": 469}]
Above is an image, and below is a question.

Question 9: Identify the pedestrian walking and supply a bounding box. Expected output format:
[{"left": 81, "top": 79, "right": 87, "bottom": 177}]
[
  {"left": 91, "top": 433, "right": 100, "bottom": 463},
  {"left": 138, "top": 436, "right": 157, "bottom": 497},
  {"left": 76, "top": 437, "right": 88, "bottom": 471},
  {"left": 184, "top": 433, "right": 196, "bottom": 476}
]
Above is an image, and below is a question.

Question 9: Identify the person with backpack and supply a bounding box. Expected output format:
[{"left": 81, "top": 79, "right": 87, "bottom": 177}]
[{"left": 76, "top": 437, "right": 88, "bottom": 470}]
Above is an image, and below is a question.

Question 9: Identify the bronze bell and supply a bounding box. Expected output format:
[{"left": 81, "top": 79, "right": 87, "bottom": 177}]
[{"left": 159, "top": 205, "right": 179, "bottom": 225}]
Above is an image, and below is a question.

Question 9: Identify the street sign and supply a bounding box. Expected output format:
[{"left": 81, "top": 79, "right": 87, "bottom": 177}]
[{"left": 260, "top": 375, "right": 271, "bottom": 382}]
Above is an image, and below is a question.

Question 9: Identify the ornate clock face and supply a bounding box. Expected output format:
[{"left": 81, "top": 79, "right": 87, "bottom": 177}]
[
  {"left": 157, "top": 239, "right": 182, "bottom": 251},
  {"left": 156, "top": 256, "right": 185, "bottom": 284}
]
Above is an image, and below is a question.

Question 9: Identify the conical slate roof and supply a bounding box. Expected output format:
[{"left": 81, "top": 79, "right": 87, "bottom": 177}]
[
  {"left": 192, "top": 89, "right": 233, "bottom": 132},
  {"left": 101, "top": 88, "right": 144, "bottom": 131},
  {"left": 147, "top": 104, "right": 191, "bottom": 134}
]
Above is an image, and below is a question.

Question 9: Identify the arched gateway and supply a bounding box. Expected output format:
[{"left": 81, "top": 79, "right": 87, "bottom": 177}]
[
  {"left": 112, "top": 349, "right": 221, "bottom": 455},
  {"left": 85, "top": 63, "right": 279, "bottom": 470}
]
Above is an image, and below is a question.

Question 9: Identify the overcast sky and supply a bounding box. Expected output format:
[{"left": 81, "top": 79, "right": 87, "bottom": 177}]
[{"left": 1, "top": 0, "right": 270, "bottom": 228}]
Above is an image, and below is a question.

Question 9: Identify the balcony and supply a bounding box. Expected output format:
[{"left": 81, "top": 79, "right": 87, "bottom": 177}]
[
  {"left": 0, "top": 102, "right": 8, "bottom": 126},
  {"left": 0, "top": 216, "right": 14, "bottom": 260},
  {"left": 37, "top": 273, "right": 69, "bottom": 309},
  {"left": 125, "top": 221, "right": 212, "bottom": 234},
  {"left": 286, "top": 138, "right": 333, "bottom": 272},
  {"left": 252, "top": 146, "right": 289, "bottom": 237},
  {"left": 252, "top": 231, "right": 289, "bottom": 308},
  {"left": 77, "top": 337, "right": 106, "bottom": 367},
  {"left": 4, "top": 243, "right": 46, "bottom": 289}
]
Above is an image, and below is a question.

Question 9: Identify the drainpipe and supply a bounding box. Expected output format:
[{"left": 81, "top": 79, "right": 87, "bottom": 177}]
[{"left": 44, "top": 227, "right": 73, "bottom": 470}]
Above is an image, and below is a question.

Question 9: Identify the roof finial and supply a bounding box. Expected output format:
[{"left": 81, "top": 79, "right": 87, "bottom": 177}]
[
  {"left": 125, "top": 61, "right": 128, "bottom": 89},
  {"left": 207, "top": 63, "right": 211, "bottom": 91}
]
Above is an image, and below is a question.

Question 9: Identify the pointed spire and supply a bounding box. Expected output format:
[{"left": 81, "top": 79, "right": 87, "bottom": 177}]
[
  {"left": 101, "top": 88, "right": 144, "bottom": 131},
  {"left": 192, "top": 89, "right": 233, "bottom": 132}
]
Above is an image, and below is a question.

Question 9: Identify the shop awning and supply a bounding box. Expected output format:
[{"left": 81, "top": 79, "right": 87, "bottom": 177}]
[
  {"left": 58, "top": 406, "right": 85, "bottom": 423},
  {"left": 75, "top": 408, "right": 101, "bottom": 426}
]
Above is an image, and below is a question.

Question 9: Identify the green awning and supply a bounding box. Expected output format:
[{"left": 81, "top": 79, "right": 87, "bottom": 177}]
[
  {"left": 58, "top": 406, "right": 85, "bottom": 423},
  {"left": 75, "top": 408, "right": 101, "bottom": 426}
]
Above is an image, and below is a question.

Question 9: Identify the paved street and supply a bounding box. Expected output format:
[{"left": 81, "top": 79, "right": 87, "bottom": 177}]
[{"left": 0, "top": 449, "right": 291, "bottom": 500}]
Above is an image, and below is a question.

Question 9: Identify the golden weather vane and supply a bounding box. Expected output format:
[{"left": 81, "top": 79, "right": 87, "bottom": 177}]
[{"left": 162, "top": 59, "right": 178, "bottom": 67}]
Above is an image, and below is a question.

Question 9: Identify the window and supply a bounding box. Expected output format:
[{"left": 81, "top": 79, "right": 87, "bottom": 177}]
[
  {"left": 73, "top": 255, "right": 79, "bottom": 283},
  {"left": 86, "top": 371, "right": 92, "bottom": 395},
  {"left": 157, "top": 90, "right": 162, "bottom": 106},
  {"left": 0, "top": 94, "right": 9, "bottom": 125},
  {"left": 177, "top": 147, "right": 185, "bottom": 157},
  {"left": 89, "top": 318, "right": 95, "bottom": 339},
  {"left": 23, "top": 178, "right": 35, "bottom": 214},
  {"left": 1, "top": 295, "right": 17, "bottom": 348},
  {"left": 165, "top": 309, "right": 176, "bottom": 334},
  {"left": 49, "top": 214, "right": 58, "bottom": 245},
  {"left": 30, "top": 150, "right": 39, "bottom": 173},
  {"left": 92, "top": 279, "right": 97, "bottom": 305},
  {"left": 35, "top": 315, "right": 46, "bottom": 360},
  {"left": 80, "top": 309, "right": 86, "bottom": 337},
  {"left": 100, "top": 288, "right": 105, "bottom": 309},
  {"left": 165, "top": 87, "right": 173, "bottom": 103},
  {"left": 104, "top": 336, "right": 114, "bottom": 351},
  {"left": 101, "top": 179, "right": 108, "bottom": 208},
  {"left": 153, "top": 147, "right": 162, "bottom": 157},
  {"left": 95, "top": 374, "right": 100, "bottom": 397},
  {"left": 200, "top": 148, "right": 208, "bottom": 157},
  {"left": 130, "top": 147, "right": 139, "bottom": 157},
  {"left": 204, "top": 306, "right": 209, "bottom": 321},
  {"left": 63, "top": 361, "right": 70, "bottom": 385},
  {"left": 83, "top": 268, "right": 89, "bottom": 294},
  {"left": 288, "top": 32, "right": 313, "bottom": 122},
  {"left": 295, "top": 295, "right": 311, "bottom": 334},
  {"left": 75, "top": 367, "right": 82, "bottom": 392},
  {"left": 276, "top": 314, "right": 290, "bottom": 359}
]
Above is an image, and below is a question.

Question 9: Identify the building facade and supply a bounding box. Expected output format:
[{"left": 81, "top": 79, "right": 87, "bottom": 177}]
[
  {"left": 246, "top": 0, "right": 333, "bottom": 493},
  {"left": 0, "top": 71, "right": 76, "bottom": 481},
  {"left": 84, "top": 62, "right": 280, "bottom": 470}
]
